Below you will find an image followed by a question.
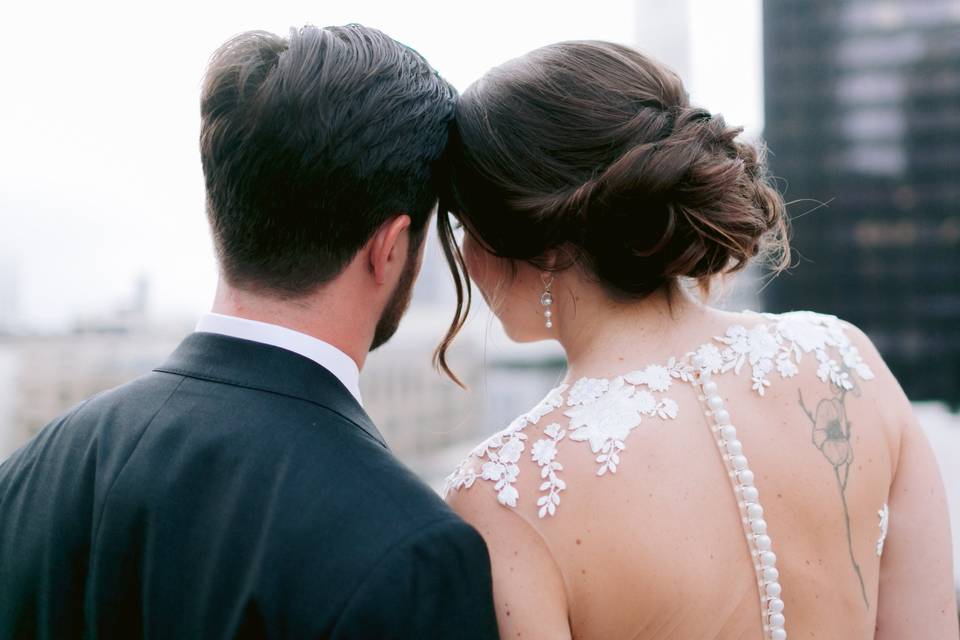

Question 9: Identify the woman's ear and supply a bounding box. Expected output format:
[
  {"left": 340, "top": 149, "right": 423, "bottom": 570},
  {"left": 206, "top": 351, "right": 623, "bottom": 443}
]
[{"left": 368, "top": 214, "right": 412, "bottom": 285}]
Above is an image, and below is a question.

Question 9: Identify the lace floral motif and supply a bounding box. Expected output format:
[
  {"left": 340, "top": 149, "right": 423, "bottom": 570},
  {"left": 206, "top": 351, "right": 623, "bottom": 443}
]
[
  {"left": 876, "top": 502, "right": 890, "bottom": 556},
  {"left": 699, "top": 311, "right": 875, "bottom": 396},
  {"left": 567, "top": 377, "right": 608, "bottom": 406},
  {"left": 533, "top": 423, "right": 566, "bottom": 517},
  {"left": 443, "top": 366, "right": 680, "bottom": 517},
  {"left": 566, "top": 376, "right": 678, "bottom": 476},
  {"left": 443, "top": 385, "right": 566, "bottom": 507}
]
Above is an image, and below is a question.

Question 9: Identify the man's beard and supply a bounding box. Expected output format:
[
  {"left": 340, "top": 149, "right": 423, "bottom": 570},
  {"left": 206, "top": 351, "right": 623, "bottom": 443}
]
[{"left": 370, "top": 236, "right": 422, "bottom": 351}]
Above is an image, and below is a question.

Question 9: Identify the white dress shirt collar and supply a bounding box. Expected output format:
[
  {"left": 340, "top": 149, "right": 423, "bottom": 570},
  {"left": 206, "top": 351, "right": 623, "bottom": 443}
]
[{"left": 195, "top": 312, "right": 363, "bottom": 405}]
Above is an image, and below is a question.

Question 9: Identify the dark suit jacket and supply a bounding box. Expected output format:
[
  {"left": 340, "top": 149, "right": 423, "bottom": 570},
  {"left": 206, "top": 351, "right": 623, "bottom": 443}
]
[{"left": 0, "top": 332, "right": 499, "bottom": 639}]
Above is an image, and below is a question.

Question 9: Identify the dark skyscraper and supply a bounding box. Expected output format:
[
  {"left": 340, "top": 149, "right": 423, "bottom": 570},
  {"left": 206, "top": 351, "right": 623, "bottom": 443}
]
[{"left": 762, "top": 0, "right": 960, "bottom": 402}]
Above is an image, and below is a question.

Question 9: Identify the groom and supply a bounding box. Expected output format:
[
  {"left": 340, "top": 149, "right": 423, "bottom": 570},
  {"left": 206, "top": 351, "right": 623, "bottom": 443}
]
[{"left": 0, "top": 25, "right": 498, "bottom": 639}]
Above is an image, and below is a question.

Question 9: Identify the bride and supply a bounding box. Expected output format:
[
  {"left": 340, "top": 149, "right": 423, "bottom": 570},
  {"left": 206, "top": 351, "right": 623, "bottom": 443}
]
[{"left": 436, "top": 41, "right": 957, "bottom": 639}]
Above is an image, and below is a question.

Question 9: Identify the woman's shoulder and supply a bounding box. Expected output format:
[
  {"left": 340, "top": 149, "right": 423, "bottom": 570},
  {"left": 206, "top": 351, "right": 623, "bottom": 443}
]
[
  {"left": 689, "top": 307, "right": 909, "bottom": 483},
  {"left": 443, "top": 383, "right": 568, "bottom": 513},
  {"left": 443, "top": 357, "right": 691, "bottom": 519},
  {"left": 689, "top": 308, "right": 880, "bottom": 394}
]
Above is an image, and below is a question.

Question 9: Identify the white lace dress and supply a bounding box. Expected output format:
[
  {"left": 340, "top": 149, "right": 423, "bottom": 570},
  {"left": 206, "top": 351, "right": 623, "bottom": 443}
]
[{"left": 444, "top": 311, "right": 891, "bottom": 640}]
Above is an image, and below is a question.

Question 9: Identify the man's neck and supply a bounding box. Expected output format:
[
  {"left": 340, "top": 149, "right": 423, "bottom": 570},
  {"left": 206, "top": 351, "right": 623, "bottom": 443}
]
[{"left": 211, "top": 279, "right": 372, "bottom": 371}]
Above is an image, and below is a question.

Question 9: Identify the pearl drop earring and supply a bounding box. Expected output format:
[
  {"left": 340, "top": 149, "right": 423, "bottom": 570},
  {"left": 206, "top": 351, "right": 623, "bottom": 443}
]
[{"left": 540, "top": 273, "right": 554, "bottom": 329}]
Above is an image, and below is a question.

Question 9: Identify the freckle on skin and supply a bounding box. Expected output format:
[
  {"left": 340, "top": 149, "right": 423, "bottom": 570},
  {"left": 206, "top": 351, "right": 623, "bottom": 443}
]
[{"left": 576, "top": 538, "right": 582, "bottom": 545}]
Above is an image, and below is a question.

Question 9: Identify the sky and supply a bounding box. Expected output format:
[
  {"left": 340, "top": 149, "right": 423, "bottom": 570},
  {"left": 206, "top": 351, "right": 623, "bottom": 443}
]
[{"left": 0, "top": 0, "right": 761, "bottom": 330}]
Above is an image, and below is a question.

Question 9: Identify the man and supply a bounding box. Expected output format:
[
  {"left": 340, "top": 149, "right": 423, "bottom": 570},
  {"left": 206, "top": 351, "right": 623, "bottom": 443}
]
[{"left": 0, "top": 25, "right": 498, "bottom": 639}]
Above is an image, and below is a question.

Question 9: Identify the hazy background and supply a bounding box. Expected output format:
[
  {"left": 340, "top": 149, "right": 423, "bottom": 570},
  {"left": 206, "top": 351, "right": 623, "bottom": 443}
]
[{"left": 0, "top": 0, "right": 761, "bottom": 331}]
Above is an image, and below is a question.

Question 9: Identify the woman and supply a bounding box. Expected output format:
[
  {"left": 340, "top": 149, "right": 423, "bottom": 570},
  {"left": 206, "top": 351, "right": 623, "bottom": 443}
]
[{"left": 437, "top": 41, "right": 957, "bottom": 639}]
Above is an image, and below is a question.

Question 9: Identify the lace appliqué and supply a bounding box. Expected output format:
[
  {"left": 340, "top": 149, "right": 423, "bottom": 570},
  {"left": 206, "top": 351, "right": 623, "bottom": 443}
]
[
  {"left": 566, "top": 374, "right": 679, "bottom": 477},
  {"left": 532, "top": 423, "right": 566, "bottom": 517},
  {"left": 445, "top": 311, "right": 874, "bottom": 525},
  {"left": 698, "top": 311, "right": 875, "bottom": 395},
  {"left": 443, "top": 385, "right": 566, "bottom": 507},
  {"left": 444, "top": 364, "right": 683, "bottom": 517},
  {"left": 877, "top": 502, "right": 890, "bottom": 556}
]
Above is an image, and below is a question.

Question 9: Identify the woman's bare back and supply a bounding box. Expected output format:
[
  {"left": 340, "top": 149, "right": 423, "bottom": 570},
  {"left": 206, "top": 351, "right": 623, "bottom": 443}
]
[{"left": 446, "top": 310, "right": 957, "bottom": 639}]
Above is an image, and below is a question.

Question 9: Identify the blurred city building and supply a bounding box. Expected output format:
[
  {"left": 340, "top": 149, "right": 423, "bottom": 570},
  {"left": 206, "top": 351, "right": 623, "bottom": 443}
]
[
  {"left": 0, "top": 267, "right": 566, "bottom": 490},
  {"left": 0, "top": 254, "right": 19, "bottom": 334},
  {"left": 763, "top": 0, "right": 960, "bottom": 403},
  {"left": 0, "top": 327, "right": 186, "bottom": 459},
  {"left": 0, "top": 278, "right": 189, "bottom": 459}
]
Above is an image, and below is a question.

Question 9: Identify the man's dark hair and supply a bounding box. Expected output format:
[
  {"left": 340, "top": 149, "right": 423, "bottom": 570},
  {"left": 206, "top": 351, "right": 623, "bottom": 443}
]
[{"left": 200, "top": 24, "right": 457, "bottom": 296}]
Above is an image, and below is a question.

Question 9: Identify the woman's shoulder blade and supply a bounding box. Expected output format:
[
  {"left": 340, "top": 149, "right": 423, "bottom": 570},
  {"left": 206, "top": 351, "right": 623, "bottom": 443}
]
[
  {"left": 443, "top": 358, "right": 691, "bottom": 518},
  {"left": 444, "top": 307, "right": 896, "bottom": 520}
]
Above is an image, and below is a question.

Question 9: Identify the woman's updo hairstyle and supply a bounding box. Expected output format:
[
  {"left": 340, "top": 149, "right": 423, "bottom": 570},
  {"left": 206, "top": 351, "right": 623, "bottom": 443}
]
[{"left": 435, "top": 40, "right": 789, "bottom": 383}]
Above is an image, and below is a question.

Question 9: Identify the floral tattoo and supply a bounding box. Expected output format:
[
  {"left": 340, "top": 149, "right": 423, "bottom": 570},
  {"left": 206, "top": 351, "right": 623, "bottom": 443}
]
[{"left": 799, "top": 384, "right": 869, "bottom": 608}]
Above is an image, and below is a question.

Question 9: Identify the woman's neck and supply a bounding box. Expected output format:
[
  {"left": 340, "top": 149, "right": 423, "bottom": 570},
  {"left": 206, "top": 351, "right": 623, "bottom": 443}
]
[{"left": 554, "top": 281, "right": 709, "bottom": 381}]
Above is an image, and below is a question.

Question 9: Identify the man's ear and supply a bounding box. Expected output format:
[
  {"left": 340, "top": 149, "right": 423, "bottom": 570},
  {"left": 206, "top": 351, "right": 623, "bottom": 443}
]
[{"left": 368, "top": 214, "right": 412, "bottom": 285}]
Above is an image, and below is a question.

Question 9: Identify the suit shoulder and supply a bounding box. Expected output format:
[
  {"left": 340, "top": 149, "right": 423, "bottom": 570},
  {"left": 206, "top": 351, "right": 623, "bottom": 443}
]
[
  {"left": 62, "top": 370, "right": 186, "bottom": 430},
  {"left": 357, "top": 516, "right": 492, "bottom": 591},
  {"left": 316, "top": 415, "right": 459, "bottom": 525},
  {"left": 1, "top": 371, "right": 183, "bottom": 471},
  {"left": 369, "top": 516, "right": 490, "bottom": 569},
  {"left": 330, "top": 516, "right": 497, "bottom": 639}
]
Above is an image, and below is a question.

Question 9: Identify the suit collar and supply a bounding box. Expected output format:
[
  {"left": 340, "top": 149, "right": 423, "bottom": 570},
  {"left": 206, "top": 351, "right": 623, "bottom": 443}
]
[
  {"left": 155, "top": 332, "right": 386, "bottom": 448},
  {"left": 194, "top": 313, "right": 363, "bottom": 406}
]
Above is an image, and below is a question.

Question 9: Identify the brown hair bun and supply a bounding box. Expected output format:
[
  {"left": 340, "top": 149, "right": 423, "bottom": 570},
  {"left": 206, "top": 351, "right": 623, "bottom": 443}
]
[{"left": 435, "top": 40, "right": 789, "bottom": 380}]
